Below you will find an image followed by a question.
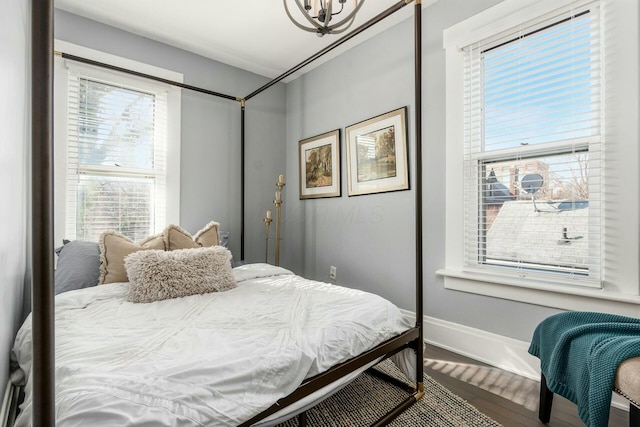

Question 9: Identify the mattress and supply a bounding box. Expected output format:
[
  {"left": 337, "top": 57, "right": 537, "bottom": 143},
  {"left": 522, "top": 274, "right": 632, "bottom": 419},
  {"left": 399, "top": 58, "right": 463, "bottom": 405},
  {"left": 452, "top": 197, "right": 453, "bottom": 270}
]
[{"left": 11, "top": 263, "right": 413, "bottom": 426}]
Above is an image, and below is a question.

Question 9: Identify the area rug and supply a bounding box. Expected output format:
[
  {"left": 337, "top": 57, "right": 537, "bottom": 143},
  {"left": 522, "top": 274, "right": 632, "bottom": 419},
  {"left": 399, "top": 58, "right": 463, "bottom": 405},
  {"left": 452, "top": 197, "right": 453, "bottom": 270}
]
[{"left": 275, "top": 360, "right": 502, "bottom": 427}]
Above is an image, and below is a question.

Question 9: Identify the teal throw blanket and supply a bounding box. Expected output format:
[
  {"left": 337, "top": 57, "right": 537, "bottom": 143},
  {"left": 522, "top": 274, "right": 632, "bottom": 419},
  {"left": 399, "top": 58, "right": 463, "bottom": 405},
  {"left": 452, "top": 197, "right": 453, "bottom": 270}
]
[{"left": 528, "top": 311, "right": 640, "bottom": 427}]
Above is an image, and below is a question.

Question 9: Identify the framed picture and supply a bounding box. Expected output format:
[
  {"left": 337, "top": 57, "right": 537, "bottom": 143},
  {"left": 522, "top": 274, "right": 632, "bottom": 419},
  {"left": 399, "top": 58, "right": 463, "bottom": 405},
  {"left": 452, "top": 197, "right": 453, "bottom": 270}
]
[
  {"left": 298, "top": 129, "right": 341, "bottom": 199},
  {"left": 345, "top": 107, "right": 409, "bottom": 196}
]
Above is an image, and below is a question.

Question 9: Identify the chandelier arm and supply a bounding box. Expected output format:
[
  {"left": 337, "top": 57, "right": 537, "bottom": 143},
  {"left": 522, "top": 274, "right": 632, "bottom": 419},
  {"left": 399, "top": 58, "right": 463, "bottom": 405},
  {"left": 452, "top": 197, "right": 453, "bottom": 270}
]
[
  {"left": 326, "top": 0, "right": 366, "bottom": 31},
  {"left": 325, "top": 0, "right": 333, "bottom": 24},
  {"left": 331, "top": 2, "right": 345, "bottom": 17},
  {"left": 290, "top": 0, "right": 325, "bottom": 31},
  {"left": 282, "top": 0, "right": 322, "bottom": 33},
  {"left": 326, "top": 16, "right": 357, "bottom": 34}
]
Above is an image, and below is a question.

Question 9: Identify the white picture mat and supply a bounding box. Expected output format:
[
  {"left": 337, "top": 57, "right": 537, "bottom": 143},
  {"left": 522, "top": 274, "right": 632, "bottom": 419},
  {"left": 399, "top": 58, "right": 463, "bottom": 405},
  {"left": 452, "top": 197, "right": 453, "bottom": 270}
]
[
  {"left": 299, "top": 130, "right": 341, "bottom": 198},
  {"left": 346, "top": 108, "right": 408, "bottom": 196}
]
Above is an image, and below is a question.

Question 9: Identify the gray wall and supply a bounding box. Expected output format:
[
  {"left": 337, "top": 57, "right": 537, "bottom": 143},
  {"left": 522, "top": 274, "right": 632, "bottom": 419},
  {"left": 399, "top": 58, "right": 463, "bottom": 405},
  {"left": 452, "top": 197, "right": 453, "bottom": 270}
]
[
  {"left": 54, "top": 3, "right": 562, "bottom": 345},
  {"left": 283, "top": 0, "right": 562, "bottom": 342},
  {"left": 1, "top": 0, "right": 29, "bottom": 393},
  {"left": 284, "top": 19, "right": 417, "bottom": 308},
  {"left": 54, "top": 10, "right": 287, "bottom": 264}
]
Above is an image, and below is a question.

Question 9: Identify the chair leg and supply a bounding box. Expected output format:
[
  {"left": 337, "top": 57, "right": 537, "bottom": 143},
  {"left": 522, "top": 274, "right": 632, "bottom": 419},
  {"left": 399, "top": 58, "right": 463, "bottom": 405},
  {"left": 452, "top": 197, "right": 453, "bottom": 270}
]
[
  {"left": 298, "top": 411, "right": 307, "bottom": 427},
  {"left": 630, "top": 403, "right": 640, "bottom": 427},
  {"left": 539, "top": 373, "right": 554, "bottom": 423}
]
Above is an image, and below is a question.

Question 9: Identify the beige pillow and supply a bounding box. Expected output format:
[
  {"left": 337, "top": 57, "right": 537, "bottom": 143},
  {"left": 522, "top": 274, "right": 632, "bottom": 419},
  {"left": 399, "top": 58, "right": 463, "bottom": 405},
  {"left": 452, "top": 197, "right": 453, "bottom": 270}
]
[
  {"left": 124, "top": 246, "right": 236, "bottom": 303},
  {"left": 99, "top": 221, "right": 221, "bottom": 285},
  {"left": 99, "top": 231, "right": 165, "bottom": 284},
  {"left": 193, "top": 221, "right": 220, "bottom": 247},
  {"left": 164, "top": 221, "right": 220, "bottom": 251}
]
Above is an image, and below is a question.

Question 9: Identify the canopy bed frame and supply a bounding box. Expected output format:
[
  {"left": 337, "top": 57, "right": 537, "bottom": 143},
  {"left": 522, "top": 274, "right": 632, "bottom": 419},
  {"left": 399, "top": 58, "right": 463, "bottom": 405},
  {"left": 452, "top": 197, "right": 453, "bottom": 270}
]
[{"left": 30, "top": 0, "right": 424, "bottom": 425}]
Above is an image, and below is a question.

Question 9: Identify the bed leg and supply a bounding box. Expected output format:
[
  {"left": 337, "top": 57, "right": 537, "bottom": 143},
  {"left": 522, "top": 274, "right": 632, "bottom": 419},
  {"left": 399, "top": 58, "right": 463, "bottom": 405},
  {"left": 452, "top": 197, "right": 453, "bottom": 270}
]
[
  {"left": 298, "top": 411, "right": 307, "bottom": 427},
  {"left": 539, "top": 373, "right": 554, "bottom": 423}
]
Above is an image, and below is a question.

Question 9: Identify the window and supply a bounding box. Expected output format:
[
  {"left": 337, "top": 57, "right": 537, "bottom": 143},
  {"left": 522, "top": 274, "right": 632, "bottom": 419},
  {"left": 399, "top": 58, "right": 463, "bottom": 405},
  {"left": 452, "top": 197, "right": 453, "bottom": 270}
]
[
  {"left": 442, "top": 0, "right": 640, "bottom": 308},
  {"left": 66, "top": 74, "right": 168, "bottom": 242},
  {"left": 463, "top": 3, "right": 602, "bottom": 286},
  {"left": 54, "top": 42, "right": 181, "bottom": 244}
]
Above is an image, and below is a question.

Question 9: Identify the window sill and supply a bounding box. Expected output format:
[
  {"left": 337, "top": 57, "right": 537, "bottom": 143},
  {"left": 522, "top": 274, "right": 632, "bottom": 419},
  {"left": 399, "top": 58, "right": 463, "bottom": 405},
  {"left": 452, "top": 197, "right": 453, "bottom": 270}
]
[{"left": 436, "top": 268, "right": 640, "bottom": 315}]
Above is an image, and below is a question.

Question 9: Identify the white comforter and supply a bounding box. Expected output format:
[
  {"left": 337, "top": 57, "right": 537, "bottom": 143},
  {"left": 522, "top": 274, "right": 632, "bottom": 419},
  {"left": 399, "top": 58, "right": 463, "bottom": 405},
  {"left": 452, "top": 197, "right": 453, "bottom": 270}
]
[{"left": 12, "top": 263, "right": 412, "bottom": 426}]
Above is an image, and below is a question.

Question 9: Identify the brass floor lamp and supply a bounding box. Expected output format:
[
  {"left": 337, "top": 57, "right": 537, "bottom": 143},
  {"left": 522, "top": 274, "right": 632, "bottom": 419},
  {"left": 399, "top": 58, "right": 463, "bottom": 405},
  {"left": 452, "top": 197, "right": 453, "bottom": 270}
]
[
  {"left": 264, "top": 174, "right": 285, "bottom": 265},
  {"left": 263, "top": 210, "right": 272, "bottom": 263}
]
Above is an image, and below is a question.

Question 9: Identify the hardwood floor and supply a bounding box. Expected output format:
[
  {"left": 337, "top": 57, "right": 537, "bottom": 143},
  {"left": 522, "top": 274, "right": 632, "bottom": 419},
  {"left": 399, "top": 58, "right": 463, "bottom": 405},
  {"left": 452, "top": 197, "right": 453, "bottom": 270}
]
[{"left": 424, "top": 345, "right": 629, "bottom": 427}]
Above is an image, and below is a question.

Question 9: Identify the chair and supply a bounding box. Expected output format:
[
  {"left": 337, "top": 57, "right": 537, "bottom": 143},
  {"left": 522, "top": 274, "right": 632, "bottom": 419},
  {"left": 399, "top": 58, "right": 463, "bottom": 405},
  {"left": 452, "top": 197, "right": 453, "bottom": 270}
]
[
  {"left": 538, "top": 359, "right": 640, "bottom": 426},
  {"left": 528, "top": 311, "right": 640, "bottom": 427},
  {"left": 612, "top": 357, "right": 640, "bottom": 425}
]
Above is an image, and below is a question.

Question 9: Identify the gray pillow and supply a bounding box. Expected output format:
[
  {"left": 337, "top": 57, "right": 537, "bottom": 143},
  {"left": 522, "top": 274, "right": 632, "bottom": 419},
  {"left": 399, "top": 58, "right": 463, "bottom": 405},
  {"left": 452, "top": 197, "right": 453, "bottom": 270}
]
[
  {"left": 219, "top": 231, "right": 230, "bottom": 248},
  {"left": 54, "top": 240, "right": 100, "bottom": 295}
]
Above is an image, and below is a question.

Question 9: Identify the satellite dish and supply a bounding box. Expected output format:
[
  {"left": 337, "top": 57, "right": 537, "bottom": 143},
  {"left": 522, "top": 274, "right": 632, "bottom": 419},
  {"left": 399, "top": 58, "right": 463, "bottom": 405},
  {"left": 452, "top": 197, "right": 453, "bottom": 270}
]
[{"left": 521, "top": 174, "right": 543, "bottom": 194}]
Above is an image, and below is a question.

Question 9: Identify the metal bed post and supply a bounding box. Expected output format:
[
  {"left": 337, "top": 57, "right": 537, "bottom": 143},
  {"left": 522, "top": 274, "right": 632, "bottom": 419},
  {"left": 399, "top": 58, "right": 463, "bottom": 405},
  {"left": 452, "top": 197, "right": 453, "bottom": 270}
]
[
  {"left": 240, "top": 1, "right": 425, "bottom": 425},
  {"left": 32, "top": 0, "right": 56, "bottom": 425},
  {"left": 370, "top": 4, "right": 426, "bottom": 424},
  {"left": 240, "top": 99, "right": 246, "bottom": 261},
  {"left": 414, "top": 0, "right": 425, "bottom": 396}
]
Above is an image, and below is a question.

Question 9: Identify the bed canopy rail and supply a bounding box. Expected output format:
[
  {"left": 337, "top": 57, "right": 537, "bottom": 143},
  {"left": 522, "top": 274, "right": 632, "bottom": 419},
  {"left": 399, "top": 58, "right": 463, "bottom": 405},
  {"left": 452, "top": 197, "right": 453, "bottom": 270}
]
[
  {"left": 55, "top": 52, "right": 239, "bottom": 101},
  {"left": 51, "top": 50, "right": 249, "bottom": 262},
  {"left": 244, "top": 0, "right": 415, "bottom": 101},
  {"left": 30, "top": 0, "right": 424, "bottom": 425}
]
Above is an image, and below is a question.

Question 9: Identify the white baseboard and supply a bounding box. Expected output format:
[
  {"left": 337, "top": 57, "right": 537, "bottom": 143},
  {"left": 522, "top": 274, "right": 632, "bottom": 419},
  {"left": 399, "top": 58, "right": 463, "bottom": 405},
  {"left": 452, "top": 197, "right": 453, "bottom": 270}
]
[
  {"left": 403, "top": 310, "right": 629, "bottom": 411},
  {"left": 401, "top": 309, "right": 540, "bottom": 380}
]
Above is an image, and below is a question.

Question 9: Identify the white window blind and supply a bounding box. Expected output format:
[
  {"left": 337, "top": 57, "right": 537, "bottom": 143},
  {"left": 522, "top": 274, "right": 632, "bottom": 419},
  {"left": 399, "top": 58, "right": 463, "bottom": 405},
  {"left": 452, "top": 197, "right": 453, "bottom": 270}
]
[
  {"left": 65, "top": 66, "right": 169, "bottom": 242},
  {"left": 462, "top": 2, "right": 603, "bottom": 286}
]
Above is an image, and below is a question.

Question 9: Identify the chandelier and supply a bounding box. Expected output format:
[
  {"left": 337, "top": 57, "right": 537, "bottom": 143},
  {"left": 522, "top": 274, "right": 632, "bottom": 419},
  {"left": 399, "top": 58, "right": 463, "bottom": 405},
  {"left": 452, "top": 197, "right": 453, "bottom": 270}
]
[{"left": 284, "top": 0, "right": 366, "bottom": 36}]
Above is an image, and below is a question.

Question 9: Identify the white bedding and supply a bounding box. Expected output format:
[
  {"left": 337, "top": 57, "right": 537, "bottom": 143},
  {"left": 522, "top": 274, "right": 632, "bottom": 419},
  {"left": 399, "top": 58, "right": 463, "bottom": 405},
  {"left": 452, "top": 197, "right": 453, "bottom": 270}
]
[{"left": 11, "top": 263, "right": 413, "bottom": 426}]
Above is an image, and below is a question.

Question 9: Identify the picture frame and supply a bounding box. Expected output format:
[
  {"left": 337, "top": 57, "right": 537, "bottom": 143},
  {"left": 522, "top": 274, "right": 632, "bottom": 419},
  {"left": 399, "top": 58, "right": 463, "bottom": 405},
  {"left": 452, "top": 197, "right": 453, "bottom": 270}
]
[
  {"left": 298, "top": 129, "right": 341, "bottom": 199},
  {"left": 345, "top": 107, "right": 409, "bottom": 196}
]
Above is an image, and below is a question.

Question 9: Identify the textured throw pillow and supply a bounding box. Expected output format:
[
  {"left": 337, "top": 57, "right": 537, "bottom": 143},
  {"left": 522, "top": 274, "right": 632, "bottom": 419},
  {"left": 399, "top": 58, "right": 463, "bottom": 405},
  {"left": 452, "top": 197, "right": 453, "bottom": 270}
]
[
  {"left": 164, "top": 221, "right": 220, "bottom": 250},
  {"left": 99, "top": 231, "right": 165, "bottom": 284},
  {"left": 124, "top": 246, "right": 236, "bottom": 303},
  {"left": 54, "top": 240, "right": 100, "bottom": 294}
]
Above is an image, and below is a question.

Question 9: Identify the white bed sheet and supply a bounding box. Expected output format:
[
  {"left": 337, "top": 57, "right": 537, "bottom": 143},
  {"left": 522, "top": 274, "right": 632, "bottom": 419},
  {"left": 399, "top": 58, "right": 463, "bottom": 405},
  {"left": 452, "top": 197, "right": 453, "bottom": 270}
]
[{"left": 11, "top": 263, "right": 413, "bottom": 426}]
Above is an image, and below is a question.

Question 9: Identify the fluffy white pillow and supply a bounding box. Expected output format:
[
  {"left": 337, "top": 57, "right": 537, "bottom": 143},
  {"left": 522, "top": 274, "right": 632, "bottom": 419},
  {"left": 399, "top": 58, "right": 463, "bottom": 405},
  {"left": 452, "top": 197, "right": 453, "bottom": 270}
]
[{"left": 124, "top": 246, "right": 236, "bottom": 303}]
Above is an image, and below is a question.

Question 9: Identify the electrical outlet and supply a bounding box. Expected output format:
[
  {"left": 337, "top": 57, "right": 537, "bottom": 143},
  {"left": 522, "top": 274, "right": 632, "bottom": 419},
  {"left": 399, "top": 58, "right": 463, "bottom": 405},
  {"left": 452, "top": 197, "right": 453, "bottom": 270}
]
[{"left": 329, "top": 266, "right": 337, "bottom": 280}]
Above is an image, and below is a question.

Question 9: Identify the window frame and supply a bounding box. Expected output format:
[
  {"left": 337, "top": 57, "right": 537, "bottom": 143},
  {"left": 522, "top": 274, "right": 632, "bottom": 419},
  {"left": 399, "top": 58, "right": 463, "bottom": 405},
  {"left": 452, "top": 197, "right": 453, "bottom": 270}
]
[
  {"left": 439, "top": 0, "right": 640, "bottom": 313},
  {"left": 464, "top": 5, "right": 603, "bottom": 286},
  {"left": 53, "top": 40, "right": 182, "bottom": 246}
]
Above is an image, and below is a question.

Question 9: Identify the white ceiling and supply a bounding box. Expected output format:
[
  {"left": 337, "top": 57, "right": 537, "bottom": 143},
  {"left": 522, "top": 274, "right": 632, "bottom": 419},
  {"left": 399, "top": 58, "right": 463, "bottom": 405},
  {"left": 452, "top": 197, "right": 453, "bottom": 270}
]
[{"left": 54, "top": 0, "right": 422, "bottom": 81}]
